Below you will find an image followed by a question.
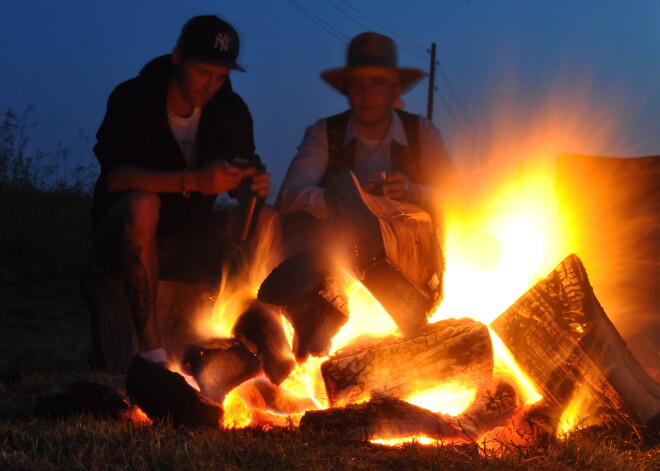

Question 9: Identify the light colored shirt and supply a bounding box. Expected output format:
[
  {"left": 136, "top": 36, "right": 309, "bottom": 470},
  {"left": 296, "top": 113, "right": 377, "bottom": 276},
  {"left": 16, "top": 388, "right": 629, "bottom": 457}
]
[
  {"left": 276, "top": 110, "right": 454, "bottom": 219},
  {"left": 168, "top": 106, "right": 201, "bottom": 167}
]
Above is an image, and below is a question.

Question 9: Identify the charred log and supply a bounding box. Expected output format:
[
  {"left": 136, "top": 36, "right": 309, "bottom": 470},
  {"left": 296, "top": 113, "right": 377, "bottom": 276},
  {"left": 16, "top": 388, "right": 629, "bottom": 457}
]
[
  {"left": 491, "top": 254, "right": 660, "bottom": 430},
  {"left": 258, "top": 250, "right": 349, "bottom": 362},
  {"left": 451, "top": 374, "right": 523, "bottom": 438},
  {"left": 232, "top": 302, "right": 296, "bottom": 385},
  {"left": 182, "top": 339, "right": 262, "bottom": 403},
  {"left": 300, "top": 395, "right": 468, "bottom": 441},
  {"left": 33, "top": 373, "right": 129, "bottom": 419},
  {"left": 125, "top": 354, "right": 222, "bottom": 427},
  {"left": 321, "top": 318, "right": 493, "bottom": 406},
  {"left": 235, "top": 377, "right": 317, "bottom": 415},
  {"left": 324, "top": 172, "right": 443, "bottom": 337}
]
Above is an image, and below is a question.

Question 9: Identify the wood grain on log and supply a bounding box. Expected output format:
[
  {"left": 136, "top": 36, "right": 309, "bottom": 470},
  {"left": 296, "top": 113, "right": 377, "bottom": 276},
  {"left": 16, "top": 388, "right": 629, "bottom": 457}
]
[
  {"left": 300, "top": 396, "right": 468, "bottom": 441},
  {"left": 491, "top": 254, "right": 660, "bottom": 428},
  {"left": 321, "top": 318, "right": 493, "bottom": 406}
]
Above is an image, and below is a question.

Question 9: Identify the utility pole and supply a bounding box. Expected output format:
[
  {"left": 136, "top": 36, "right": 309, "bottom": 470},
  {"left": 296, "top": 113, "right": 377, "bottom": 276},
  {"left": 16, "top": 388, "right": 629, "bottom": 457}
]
[{"left": 426, "top": 42, "right": 437, "bottom": 121}]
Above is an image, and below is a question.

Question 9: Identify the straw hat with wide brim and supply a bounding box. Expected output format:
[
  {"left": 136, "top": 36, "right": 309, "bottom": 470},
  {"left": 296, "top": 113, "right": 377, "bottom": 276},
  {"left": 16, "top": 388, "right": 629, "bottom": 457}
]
[{"left": 321, "top": 32, "right": 426, "bottom": 95}]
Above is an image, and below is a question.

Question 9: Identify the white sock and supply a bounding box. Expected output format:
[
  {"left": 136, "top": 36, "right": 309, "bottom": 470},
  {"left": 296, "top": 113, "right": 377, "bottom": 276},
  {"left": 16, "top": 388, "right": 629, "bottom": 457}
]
[{"left": 140, "top": 348, "right": 168, "bottom": 365}]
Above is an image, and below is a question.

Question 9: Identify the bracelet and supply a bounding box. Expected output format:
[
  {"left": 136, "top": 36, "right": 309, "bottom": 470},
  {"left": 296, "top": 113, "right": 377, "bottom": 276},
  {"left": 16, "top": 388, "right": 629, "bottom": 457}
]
[{"left": 181, "top": 169, "right": 191, "bottom": 198}]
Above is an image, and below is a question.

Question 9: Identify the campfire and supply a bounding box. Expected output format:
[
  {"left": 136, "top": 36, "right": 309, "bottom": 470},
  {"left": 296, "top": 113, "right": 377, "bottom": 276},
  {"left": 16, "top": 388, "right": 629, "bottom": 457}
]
[{"left": 122, "top": 143, "right": 659, "bottom": 455}]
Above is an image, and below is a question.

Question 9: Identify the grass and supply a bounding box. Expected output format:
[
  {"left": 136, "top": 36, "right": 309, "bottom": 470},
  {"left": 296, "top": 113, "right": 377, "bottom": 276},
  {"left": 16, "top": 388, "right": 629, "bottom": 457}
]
[{"left": 0, "top": 109, "right": 658, "bottom": 470}]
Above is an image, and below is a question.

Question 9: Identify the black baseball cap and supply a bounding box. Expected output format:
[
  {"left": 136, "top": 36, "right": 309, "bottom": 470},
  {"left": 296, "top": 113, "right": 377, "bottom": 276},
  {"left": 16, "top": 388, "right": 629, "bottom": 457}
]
[{"left": 176, "top": 15, "right": 245, "bottom": 72}]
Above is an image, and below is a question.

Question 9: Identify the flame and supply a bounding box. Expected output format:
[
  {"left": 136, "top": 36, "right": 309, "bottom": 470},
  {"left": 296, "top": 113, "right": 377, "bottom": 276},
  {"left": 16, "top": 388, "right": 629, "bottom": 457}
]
[
  {"left": 197, "top": 209, "right": 283, "bottom": 338},
  {"left": 200, "top": 74, "right": 645, "bottom": 439}
]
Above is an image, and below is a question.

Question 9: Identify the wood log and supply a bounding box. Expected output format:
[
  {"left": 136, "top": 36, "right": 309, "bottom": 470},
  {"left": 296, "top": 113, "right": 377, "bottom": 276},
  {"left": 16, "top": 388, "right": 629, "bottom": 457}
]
[
  {"left": 33, "top": 373, "right": 129, "bottom": 419},
  {"left": 258, "top": 250, "right": 349, "bottom": 362},
  {"left": 556, "top": 154, "right": 660, "bottom": 383},
  {"left": 321, "top": 317, "right": 493, "bottom": 406},
  {"left": 300, "top": 396, "right": 469, "bottom": 441},
  {"left": 449, "top": 374, "right": 522, "bottom": 439},
  {"left": 491, "top": 254, "right": 660, "bottom": 429},
  {"left": 235, "top": 377, "right": 317, "bottom": 414},
  {"left": 478, "top": 401, "right": 558, "bottom": 456},
  {"left": 232, "top": 302, "right": 296, "bottom": 385},
  {"left": 324, "top": 171, "right": 443, "bottom": 337},
  {"left": 125, "top": 354, "right": 223, "bottom": 427},
  {"left": 181, "top": 338, "right": 262, "bottom": 403}
]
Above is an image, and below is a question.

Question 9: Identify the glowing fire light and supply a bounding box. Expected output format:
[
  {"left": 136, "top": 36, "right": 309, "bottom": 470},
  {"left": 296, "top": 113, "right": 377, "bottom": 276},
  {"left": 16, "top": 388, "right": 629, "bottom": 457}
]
[{"left": 194, "top": 77, "right": 639, "bottom": 441}]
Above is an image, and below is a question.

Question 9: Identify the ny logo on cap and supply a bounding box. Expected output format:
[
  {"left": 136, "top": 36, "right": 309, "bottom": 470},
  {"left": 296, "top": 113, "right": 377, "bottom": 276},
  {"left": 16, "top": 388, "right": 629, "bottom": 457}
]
[{"left": 214, "top": 33, "right": 231, "bottom": 52}]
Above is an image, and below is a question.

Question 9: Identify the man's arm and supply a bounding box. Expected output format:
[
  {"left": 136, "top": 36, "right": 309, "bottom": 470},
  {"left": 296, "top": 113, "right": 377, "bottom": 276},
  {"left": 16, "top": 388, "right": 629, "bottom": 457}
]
[
  {"left": 275, "top": 119, "right": 330, "bottom": 219},
  {"left": 107, "top": 162, "right": 268, "bottom": 198}
]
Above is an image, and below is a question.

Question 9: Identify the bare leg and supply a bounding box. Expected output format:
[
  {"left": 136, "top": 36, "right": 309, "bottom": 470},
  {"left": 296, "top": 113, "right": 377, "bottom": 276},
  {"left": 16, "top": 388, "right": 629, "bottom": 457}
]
[{"left": 114, "top": 191, "right": 162, "bottom": 353}]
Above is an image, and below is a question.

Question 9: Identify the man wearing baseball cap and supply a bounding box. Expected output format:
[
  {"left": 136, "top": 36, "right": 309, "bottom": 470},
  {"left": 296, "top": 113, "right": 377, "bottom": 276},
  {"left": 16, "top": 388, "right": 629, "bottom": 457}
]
[
  {"left": 89, "top": 16, "right": 274, "bottom": 374},
  {"left": 276, "top": 32, "right": 460, "bottom": 251}
]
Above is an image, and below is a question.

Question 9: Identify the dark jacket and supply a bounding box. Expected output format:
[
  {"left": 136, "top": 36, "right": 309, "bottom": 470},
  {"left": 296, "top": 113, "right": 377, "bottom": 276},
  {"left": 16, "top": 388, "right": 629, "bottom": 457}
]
[{"left": 91, "top": 54, "right": 259, "bottom": 236}]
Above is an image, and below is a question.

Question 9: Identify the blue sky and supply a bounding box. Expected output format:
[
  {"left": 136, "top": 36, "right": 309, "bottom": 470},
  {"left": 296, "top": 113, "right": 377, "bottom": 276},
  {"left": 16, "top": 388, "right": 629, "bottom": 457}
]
[{"left": 1, "top": 0, "right": 659, "bottom": 191}]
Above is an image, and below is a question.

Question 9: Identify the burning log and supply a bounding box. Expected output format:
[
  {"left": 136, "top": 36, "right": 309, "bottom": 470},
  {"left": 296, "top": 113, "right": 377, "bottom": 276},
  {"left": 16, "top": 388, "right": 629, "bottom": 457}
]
[
  {"left": 324, "top": 172, "right": 443, "bottom": 337},
  {"left": 258, "top": 250, "right": 349, "bottom": 362},
  {"left": 125, "top": 354, "right": 223, "bottom": 427},
  {"left": 232, "top": 302, "right": 296, "bottom": 385},
  {"left": 235, "top": 377, "right": 317, "bottom": 414},
  {"left": 300, "top": 395, "right": 468, "bottom": 441},
  {"left": 321, "top": 318, "right": 493, "bottom": 406},
  {"left": 478, "top": 401, "right": 558, "bottom": 456},
  {"left": 451, "top": 374, "right": 523, "bottom": 438},
  {"left": 182, "top": 339, "right": 262, "bottom": 403},
  {"left": 491, "top": 254, "right": 660, "bottom": 430},
  {"left": 556, "top": 154, "right": 660, "bottom": 384}
]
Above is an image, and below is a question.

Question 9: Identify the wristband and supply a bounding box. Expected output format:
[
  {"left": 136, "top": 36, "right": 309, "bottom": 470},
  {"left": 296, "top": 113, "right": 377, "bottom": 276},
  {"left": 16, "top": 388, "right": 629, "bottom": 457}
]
[{"left": 181, "top": 169, "right": 191, "bottom": 198}]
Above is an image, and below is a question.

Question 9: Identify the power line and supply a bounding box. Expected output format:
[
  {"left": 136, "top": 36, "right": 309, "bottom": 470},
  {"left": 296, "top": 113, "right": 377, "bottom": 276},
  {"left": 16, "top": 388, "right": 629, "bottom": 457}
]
[
  {"left": 436, "top": 62, "right": 485, "bottom": 148},
  {"left": 336, "top": 0, "right": 427, "bottom": 51},
  {"left": 435, "top": 89, "right": 482, "bottom": 154},
  {"left": 286, "top": 0, "right": 349, "bottom": 43}
]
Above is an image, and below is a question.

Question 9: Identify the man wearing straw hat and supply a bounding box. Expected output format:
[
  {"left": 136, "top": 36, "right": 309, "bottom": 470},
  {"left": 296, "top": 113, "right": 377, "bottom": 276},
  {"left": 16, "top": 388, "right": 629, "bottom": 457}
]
[{"left": 276, "top": 32, "right": 459, "bottom": 251}]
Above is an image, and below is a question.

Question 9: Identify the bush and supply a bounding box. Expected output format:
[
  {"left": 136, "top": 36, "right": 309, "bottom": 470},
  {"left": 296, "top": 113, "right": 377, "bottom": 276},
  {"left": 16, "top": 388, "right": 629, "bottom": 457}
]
[{"left": 0, "top": 106, "right": 95, "bottom": 285}]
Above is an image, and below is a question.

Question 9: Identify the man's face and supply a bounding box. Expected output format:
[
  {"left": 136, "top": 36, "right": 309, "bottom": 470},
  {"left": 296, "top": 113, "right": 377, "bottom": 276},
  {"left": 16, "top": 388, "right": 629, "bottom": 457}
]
[
  {"left": 174, "top": 56, "right": 230, "bottom": 108},
  {"left": 346, "top": 73, "right": 400, "bottom": 128}
]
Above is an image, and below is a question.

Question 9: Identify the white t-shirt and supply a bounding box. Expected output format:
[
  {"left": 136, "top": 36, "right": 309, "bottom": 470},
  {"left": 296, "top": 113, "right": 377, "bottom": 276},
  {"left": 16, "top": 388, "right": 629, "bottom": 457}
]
[{"left": 167, "top": 106, "right": 202, "bottom": 167}]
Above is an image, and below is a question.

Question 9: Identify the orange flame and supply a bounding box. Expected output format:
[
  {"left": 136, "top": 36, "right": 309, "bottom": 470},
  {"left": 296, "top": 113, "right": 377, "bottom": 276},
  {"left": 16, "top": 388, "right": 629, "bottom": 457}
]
[{"left": 202, "top": 74, "right": 647, "bottom": 439}]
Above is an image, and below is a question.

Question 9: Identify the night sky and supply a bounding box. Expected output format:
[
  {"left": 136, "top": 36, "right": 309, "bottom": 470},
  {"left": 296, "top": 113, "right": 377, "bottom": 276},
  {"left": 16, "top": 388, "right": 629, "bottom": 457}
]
[{"left": 2, "top": 1, "right": 659, "bottom": 193}]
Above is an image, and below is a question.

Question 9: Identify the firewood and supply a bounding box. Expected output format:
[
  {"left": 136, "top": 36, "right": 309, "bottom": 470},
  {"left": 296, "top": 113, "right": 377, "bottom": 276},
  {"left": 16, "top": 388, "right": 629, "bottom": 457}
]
[
  {"left": 232, "top": 302, "right": 296, "bottom": 385},
  {"left": 181, "top": 339, "right": 262, "bottom": 403},
  {"left": 556, "top": 154, "right": 660, "bottom": 384},
  {"left": 125, "top": 354, "right": 223, "bottom": 427},
  {"left": 258, "top": 250, "right": 349, "bottom": 362},
  {"left": 491, "top": 254, "right": 660, "bottom": 430},
  {"left": 324, "top": 172, "right": 443, "bottom": 337},
  {"left": 478, "top": 401, "right": 558, "bottom": 456},
  {"left": 300, "top": 395, "right": 468, "bottom": 441},
  {"left": 235, "top": 377, "right": 317, "bottom": 414},
  {"left": 450, "top": 374, "right": 522, "bottom": 438},
  {"left": 321, "top": 318, "right": 493, "bottom": 406},
  {"left": 33, "top": 373, "right": 129, "bottom": 419}
]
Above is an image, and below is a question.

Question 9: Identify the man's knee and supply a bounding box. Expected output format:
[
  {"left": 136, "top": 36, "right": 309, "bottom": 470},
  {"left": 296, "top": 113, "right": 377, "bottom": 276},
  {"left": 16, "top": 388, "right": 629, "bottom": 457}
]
[{"left": 115, "top": 191, "right": 161, "bottom": 235}]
